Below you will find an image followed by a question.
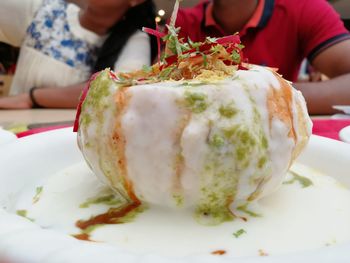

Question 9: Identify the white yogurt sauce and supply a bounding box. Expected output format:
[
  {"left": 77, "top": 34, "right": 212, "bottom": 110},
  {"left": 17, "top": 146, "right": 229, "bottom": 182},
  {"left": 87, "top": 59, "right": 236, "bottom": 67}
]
[{"left": 13, "top": 161, "right": 350, "bottom": 258}]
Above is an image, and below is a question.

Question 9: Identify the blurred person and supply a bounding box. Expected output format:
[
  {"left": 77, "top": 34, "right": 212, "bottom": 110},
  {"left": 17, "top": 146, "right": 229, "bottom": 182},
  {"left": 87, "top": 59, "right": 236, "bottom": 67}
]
[
  {"left": 0, "top": 0, "right": 157, "bottom": 108},
  {"left": 175, "top": 0, "right": 350, "bottom": 114},
  {"left": 0, "top": 43, "right": 18, "bottom": 75}
]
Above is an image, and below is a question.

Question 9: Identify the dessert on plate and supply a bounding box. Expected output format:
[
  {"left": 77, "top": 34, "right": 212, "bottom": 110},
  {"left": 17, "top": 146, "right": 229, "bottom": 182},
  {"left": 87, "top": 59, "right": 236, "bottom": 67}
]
[{"left": 75, "top": 12, "right": 312, "bottom": 225}]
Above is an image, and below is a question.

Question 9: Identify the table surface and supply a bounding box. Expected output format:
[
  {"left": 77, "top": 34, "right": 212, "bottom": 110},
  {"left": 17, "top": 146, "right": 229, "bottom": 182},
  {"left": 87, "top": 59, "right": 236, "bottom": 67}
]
[
  {"left": 0, "top": 109, "right": 76, "bottom": 128},
  {"left": 0, "top": 109, "right": 349, "bottom": 142},
  {"left": 0, "top": 109, "right": 330, "bottom": 127}
]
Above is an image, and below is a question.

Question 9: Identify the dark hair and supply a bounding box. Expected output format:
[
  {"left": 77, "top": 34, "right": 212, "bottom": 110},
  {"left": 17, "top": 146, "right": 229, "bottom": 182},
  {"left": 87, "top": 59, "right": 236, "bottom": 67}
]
[
  {"left": 93, "top": 0, "right": 157, "bottom": 72},
  {"left": 344, "top": 19, "right": 350, "bottom": 31}
]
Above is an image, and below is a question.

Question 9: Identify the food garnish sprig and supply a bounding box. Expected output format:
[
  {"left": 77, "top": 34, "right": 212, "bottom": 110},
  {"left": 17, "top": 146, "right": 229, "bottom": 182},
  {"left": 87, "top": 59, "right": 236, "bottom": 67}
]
[
  {"left": 114, "top": 0, "right": 246, "bottom": 84},
  {"left": 74, "top": 0, "right": 245, "bottom": 131}
]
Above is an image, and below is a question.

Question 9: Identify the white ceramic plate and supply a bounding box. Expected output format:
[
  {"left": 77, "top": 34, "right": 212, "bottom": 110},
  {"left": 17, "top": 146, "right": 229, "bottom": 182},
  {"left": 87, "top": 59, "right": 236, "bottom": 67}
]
[
  {"left": 333, "top": 105, "right": 350, "bottom": 115},
  {"left": 1, "top": 128, "right": 350, "bottom": 263},
  {"left": 339, "top": 126, "right": 350, "bottom": 143},
  {"left": 0, "top": 128, "right": 17, "bottom": 146}
]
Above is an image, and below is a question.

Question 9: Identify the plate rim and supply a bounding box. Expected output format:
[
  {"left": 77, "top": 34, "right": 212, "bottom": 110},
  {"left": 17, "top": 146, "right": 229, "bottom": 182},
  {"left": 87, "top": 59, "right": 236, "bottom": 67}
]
[{"left": 0, "top": 127, "right": 350, "bottom": 263}]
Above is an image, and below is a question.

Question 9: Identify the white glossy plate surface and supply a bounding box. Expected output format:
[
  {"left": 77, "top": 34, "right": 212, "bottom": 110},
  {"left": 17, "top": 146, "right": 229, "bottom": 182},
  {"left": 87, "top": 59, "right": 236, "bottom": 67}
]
[
  {"left": 339, "top": 126, "right": 350, "bottom": 143},
  {"left": 0, "top": 128, "right": 17, "bottom": 146},
  {"left": 0, "top": 128, "right": 350, "bottom": 263}
]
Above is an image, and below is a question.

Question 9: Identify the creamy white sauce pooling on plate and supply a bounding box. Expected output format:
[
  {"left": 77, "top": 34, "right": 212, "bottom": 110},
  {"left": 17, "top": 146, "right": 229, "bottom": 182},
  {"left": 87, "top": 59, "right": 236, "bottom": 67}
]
[{"left": 13, "top": 161, "right": 350, "bottom": 258}]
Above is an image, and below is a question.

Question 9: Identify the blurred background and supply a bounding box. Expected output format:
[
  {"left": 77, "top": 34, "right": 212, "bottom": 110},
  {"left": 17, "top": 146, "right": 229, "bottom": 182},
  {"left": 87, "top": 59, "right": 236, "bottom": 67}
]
[
  {"left": 154, "top": 0, "right": 197, "bottom": 20},
  {"left": 332, "top": 0, "right": 350, "bottom": 31},
  {"left": 1, "top": 0, "right": 350, "bottom": 97},
  {"left": 154, "top": 0, "right": 350, "bottom": 22}
]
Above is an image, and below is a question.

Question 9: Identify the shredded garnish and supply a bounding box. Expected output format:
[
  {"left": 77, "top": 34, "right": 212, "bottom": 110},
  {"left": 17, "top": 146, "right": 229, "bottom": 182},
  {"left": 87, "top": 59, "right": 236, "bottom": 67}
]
[
  {"left": 74, "top": 0, "right": 246, "bottom": 132},
  {"left": 233, "top": 228, "right": 247, "bottom": 238},
  {"left": 16, "top": 209, "right": 34, "bottom": 222},
  {"left": 115, "top": 32, "right": 244, "bottom": 84},
  {"left": 113, "top": 0, "right": 245, "bottom": 84},
  {"left": 32, "top": 186, "right": 43, "bottom": 204}
]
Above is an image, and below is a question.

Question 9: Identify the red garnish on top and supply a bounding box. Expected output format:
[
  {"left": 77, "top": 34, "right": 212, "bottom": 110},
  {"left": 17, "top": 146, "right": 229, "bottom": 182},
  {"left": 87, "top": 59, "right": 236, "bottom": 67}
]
[
  {"left": 74, "top": 1, "right": 246, "bottom": 133},
  {"left": 73, "top": 72, "right": 99, "bottom": 132}
]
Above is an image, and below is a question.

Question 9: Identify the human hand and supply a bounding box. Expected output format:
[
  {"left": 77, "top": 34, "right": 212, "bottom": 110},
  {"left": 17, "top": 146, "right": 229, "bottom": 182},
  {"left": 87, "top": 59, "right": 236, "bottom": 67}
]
[{"left": 0, "top": 93, "right": 32, "bottom": 109}]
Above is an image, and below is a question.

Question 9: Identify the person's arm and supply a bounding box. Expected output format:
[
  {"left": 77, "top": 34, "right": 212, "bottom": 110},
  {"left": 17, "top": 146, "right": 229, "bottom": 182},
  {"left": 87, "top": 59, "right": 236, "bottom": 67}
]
[
  {"left": 0, "top": 83, "right": 85, "bottom": 109},
  {"left": 294, "top": 40, "right": 350, "bottom": 115},
  {"left": 114, "top": 31, "right": 151, "bottom": 72}
]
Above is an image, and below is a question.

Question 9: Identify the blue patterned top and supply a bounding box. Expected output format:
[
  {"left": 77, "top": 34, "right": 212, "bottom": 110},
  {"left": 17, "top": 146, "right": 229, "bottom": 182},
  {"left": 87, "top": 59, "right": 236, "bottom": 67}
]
[{"left": 24, "top": 0, "right": 100, "bottom": 73}]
